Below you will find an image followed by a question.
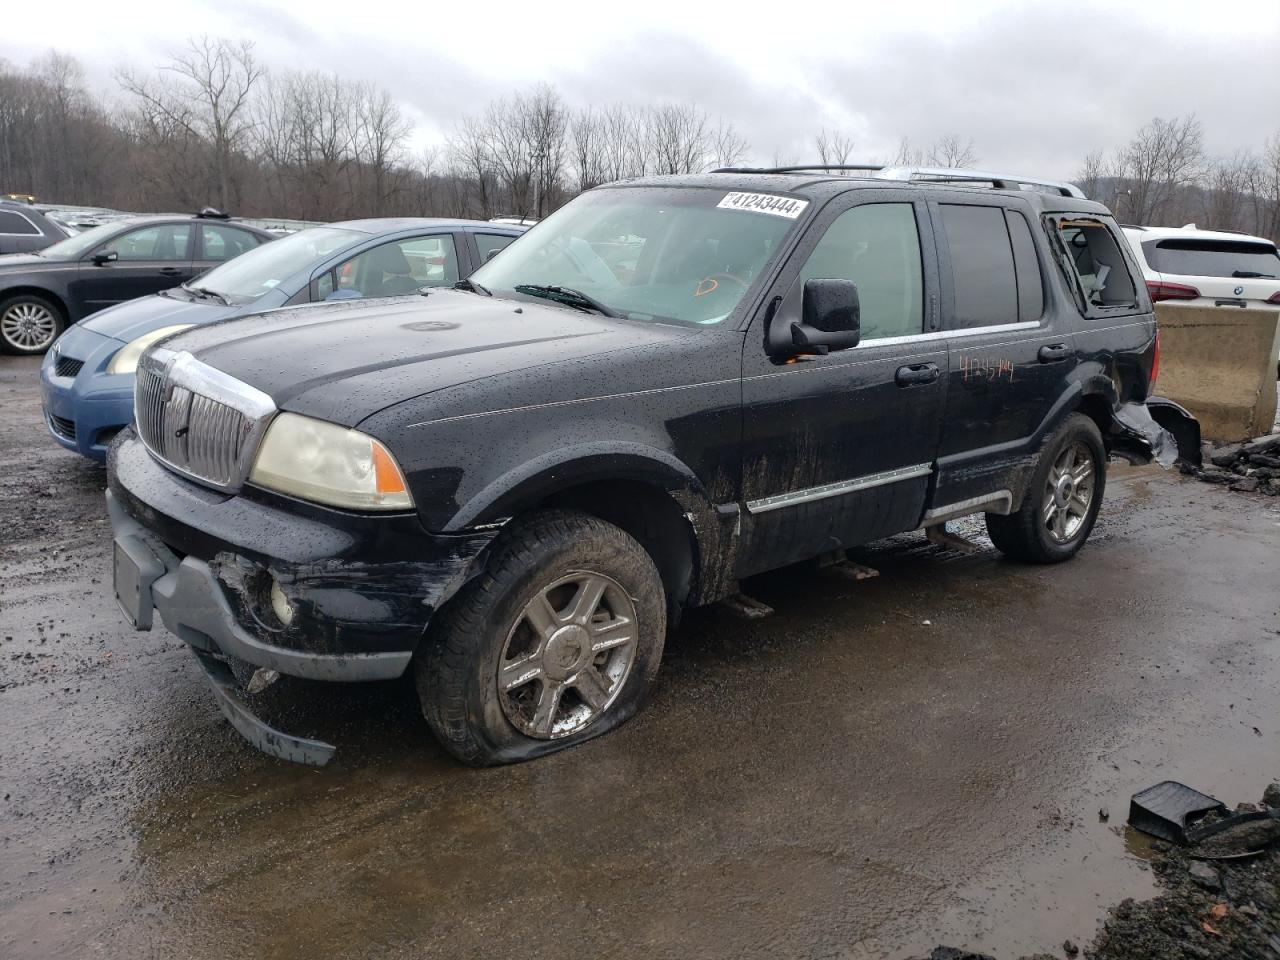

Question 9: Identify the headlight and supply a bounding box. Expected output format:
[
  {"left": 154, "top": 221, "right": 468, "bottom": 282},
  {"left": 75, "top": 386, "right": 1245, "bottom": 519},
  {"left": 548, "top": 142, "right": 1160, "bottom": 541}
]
[
  {"left": 107, "top": 325, "right": 195, "bottom": 375},
  {"left": 249, "top": 412, "right": 413, "bottom": 511}
]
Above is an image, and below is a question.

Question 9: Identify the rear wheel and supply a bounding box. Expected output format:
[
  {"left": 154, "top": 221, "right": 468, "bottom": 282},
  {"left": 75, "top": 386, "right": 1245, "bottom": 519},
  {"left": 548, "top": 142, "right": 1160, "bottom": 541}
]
[
  {"left": 0, "top": 294, "right": 64, "bottom": 355},
  {"left": 417, "top": 509, "right": 666, "bottom": 766},
  {"left": 986, "top": 413, "right": 1106, "bottom": 563}
]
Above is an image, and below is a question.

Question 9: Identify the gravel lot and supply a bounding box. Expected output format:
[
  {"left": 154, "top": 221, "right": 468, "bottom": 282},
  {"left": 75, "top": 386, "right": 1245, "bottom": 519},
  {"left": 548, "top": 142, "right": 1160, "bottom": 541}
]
[{"left": 2, "top": 354, "right": 1278, "bottom": 959}]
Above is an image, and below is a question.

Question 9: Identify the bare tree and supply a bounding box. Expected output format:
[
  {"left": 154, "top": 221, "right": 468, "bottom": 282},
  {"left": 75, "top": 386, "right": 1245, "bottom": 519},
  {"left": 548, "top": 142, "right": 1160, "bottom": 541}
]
[
  {"left": 814, "top": 128, "right": 855, "bottom": 167},
  {"left": 1074, "top": 149, "right": 1108, "bottom": 201},
  {"left": 710, "top": 120, "right": 749, "bottom": 170},
  {"left": 117, "top": 35, "right": 263, "bottom": 210},
  {"left": 1110, "top": 114, "right": 1204, "bottom": 224},
  {"left": 928, "top": 134, "right": 978, "bottom": 169}
]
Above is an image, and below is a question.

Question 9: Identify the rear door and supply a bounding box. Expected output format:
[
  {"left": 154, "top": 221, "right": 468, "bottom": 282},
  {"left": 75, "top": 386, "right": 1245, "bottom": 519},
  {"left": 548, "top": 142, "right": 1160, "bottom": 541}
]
[
  {"left": 74, "top": 222, "right": 195, "bottom": 313},
  {"left": 736, "top": 191, "right": 948, "bottom": 576},
  {"left": 930, "top": 197, "right": 1075, "bottom": 510}
]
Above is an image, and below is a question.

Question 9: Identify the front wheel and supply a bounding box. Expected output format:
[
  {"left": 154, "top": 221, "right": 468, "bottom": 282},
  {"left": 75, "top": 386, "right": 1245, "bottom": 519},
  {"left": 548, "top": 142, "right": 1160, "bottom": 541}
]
[
  {"left": 416, "top": 509, "right": 666, "bottom": 766},
  {"left": 986, "top": 413, "right": 1106, "bottom": 563},
  {"left": 0, "top": 293, "right": 64, "bottom": 355}
]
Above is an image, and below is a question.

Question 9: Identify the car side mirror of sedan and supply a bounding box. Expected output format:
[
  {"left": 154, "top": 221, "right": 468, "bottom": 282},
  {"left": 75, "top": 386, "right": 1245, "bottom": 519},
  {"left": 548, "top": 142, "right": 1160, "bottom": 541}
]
[
  {"left": 768, "top": 278, "right": 861, "bottom": 357},
  {"left": 92, "top": 250, "right": 118, "bottom": 266}
]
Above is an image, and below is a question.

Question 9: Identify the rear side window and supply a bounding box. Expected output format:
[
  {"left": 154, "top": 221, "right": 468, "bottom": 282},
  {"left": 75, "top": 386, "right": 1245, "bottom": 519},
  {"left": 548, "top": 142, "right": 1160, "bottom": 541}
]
[
  {"left": 796, "top": 202, "right": 923, "bottom": 340},
  {"left": 1057, "top": 220, "right": 1138, "bottom": 309},
  {"left": 939, "top": 204, "right": 1017, "bottom": 327},
  {"left": 1005, "top": 211, "right": 1044, "bottom": 321},
  {"left": 476, "top": 233, "right": 516, "bottom": 264},
  {"left": 201, "top": 224, "right": 262, "bottom": 262},
  {"left": 0, "top": 210, "right": 39, "bottom": 235},
  {"left": 1144, "top": 239, "right": 1280, "bottom": 279}
]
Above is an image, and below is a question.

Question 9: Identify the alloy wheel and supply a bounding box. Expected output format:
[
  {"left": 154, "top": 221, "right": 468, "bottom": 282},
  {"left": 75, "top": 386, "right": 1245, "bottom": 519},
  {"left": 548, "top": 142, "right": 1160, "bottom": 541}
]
[
  {"left": 1, "top": 301, "right": 57, "bottom": 351},
  {"left": 1042, "top": 440, "right": 1096, "bottom": 543},
  {"left": 497, "top": 570, "right": 639, "bottom": 739}
]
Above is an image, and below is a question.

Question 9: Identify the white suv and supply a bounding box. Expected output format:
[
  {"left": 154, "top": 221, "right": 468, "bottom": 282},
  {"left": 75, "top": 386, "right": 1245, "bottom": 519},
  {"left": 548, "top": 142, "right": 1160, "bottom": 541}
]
[{"left": 1122, "top": 224, "right": 1280, "bottom": 310}]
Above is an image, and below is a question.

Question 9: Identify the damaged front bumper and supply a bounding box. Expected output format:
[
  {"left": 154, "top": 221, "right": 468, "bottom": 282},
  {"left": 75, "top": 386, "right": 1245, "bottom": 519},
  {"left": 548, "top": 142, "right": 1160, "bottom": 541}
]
[
  {"left": 1109, "top": 397, "right": 1202, "bottom": 468},
  {"left": 107, "top": 431, "right": 498, "bottom": 765}
]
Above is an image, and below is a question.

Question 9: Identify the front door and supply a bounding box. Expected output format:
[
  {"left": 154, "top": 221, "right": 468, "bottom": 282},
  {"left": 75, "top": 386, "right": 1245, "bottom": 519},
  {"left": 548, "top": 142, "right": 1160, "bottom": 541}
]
[
  {"left": 74, "top": 223, "right": 195, "bottom": 315},
  {"left": 929, "top": 199, "right": 1078, "bottom": 508},
  {"left": 736, "top": 194, "right": 948, "bottom": 578}
]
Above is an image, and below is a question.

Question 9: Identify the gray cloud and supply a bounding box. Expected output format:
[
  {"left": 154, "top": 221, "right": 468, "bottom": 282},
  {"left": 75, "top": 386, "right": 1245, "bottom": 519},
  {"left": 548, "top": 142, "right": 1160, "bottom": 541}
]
[{"left": 2, "top": 0, "right": 1276, "bottom": 179}]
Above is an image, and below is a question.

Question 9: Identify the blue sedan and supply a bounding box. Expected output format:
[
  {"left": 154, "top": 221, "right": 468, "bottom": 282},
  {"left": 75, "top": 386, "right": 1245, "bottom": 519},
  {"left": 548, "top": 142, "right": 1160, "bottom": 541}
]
[{"left": 40, "top": 218, "right": 524, "bottom": 461}]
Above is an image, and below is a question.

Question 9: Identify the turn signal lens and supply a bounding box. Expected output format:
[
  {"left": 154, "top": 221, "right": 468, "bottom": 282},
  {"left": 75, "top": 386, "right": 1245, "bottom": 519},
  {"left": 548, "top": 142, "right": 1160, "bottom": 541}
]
[{"left": 1146, "top": 280, "right": 1199, "bottom": 303}]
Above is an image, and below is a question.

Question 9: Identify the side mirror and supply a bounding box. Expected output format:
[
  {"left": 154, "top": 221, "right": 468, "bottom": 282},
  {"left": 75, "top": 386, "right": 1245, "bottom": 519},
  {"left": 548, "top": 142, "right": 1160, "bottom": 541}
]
[
  {"left": 769, "top": 278, "right": 861, "bottom": 356},
  {"left": 484, "top": 247, "right": 502, "bottom": 262},
  {"left": 92, "top": 250, "right": 118, "bottom": 266}
]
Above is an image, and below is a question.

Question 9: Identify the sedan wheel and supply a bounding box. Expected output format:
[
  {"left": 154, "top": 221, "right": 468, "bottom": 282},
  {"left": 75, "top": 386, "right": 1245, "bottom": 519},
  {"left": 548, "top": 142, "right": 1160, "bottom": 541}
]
[
  {"left": 497, "top": 571, "right": 639, "bottom": 739},
  {"left": 0, "top": 299, "right": 60, "bottom": 354}
]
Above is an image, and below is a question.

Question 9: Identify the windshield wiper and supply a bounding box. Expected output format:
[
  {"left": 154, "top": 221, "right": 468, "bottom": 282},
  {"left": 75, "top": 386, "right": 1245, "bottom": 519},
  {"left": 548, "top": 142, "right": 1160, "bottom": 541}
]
[
  {"left": 185, "top": 285, "right": 230, "bottom": 305},
  {"left": 514, "top": 284, "right": 621, "bottom": 318},
  {"left": 1231, "top": 270, "right": 1276, "bottom": 279},
  {"left": 453, "top": 277, "right": 491, "bottom": 296}
]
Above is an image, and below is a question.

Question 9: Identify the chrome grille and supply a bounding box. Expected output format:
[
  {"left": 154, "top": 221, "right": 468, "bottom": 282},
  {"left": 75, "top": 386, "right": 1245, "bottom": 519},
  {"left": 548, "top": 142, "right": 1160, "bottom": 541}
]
[{"left": 134, "top": 348, "right": 276, "bottom": 491}]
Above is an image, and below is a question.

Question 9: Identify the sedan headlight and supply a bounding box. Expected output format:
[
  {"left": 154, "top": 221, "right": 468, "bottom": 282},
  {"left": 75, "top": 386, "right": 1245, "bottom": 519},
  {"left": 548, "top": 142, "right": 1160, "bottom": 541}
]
[
  {"left": 107, "top": 325, "right": 195, "bottom": 375},
  {"left": 249, "top": 412, "right": 413, "bottom": 511}
]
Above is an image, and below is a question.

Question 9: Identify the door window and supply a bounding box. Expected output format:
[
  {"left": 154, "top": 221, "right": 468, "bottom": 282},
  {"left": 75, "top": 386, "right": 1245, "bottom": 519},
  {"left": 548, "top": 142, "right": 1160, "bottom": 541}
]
[
  {"left": 476, "top": 232, "right": 516, "bottom": 264},
  {"left": 323, "top": 235, "right": 460, "bottom": 299},
  {"left": 201, "top": 224, "right": 262, "bottom": 262},
  {"left": 796, "top": 203, "right": 923, "bottom": 340},
  {"left": 0, "top": 210, "right": 39, "bottom": 235},
  {"left": 939, "top": 204, "right": 1018, "bottom": 327},
  {"left": 1006, "top": 211, "right": 1045, "bottom": 321},
  {"left": 105, "top": 224, "right": 191, "bottom": 261}
]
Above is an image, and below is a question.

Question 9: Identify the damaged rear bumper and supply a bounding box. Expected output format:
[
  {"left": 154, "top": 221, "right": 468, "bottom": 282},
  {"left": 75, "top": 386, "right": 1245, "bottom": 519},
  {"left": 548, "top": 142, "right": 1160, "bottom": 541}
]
[{"left": 1108, "top": 397, "right": 1202, "bottom": 468}]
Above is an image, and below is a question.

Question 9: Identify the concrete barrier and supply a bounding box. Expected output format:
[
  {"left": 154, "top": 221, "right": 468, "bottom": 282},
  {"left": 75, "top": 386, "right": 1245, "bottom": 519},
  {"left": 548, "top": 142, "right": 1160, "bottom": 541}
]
[{"left": 1153, "top": 304, "right": 1280, "bottom": 441}]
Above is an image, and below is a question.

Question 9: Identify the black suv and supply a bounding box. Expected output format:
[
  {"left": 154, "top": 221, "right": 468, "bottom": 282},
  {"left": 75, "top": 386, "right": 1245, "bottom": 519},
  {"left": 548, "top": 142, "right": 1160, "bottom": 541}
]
[{"left": 106, "top": 166, "right": 1198, "bottom": 766}]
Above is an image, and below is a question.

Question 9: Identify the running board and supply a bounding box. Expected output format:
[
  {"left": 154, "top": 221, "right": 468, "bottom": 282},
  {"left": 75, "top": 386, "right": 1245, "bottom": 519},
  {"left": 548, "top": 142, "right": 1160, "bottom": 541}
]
[{"left": 919, "top": 490, "right": 1013, "bottom": 528}]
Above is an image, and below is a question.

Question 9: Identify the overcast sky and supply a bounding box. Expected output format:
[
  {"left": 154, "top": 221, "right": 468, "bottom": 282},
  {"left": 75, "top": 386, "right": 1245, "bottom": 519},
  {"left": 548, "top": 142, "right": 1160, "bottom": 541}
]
[{"left": 3, "top": 0, "right": 1277, "bottom": 179}]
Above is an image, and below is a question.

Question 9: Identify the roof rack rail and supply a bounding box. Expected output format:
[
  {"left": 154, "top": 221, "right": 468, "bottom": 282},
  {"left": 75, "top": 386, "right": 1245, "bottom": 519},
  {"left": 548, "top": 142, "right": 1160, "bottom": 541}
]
[{"left": 710, "top": 163, "right": 1086, "bottom": 199}]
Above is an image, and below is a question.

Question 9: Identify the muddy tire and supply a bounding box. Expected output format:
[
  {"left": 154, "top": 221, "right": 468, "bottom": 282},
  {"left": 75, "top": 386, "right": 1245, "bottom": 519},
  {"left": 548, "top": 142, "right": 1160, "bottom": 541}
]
[
  {"left": 0, "top": 293, "right": 64, "bottom": 355},
  {"left": 986, "top": 413, "right": 1106, "bottom": 564},
  {"left": 416, "top": 509, "right": 666, "bottom": 766}
]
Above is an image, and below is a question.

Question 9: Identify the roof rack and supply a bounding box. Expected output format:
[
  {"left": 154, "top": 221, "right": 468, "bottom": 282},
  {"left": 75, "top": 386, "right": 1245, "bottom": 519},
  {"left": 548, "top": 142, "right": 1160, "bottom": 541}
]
[{"left": 710, "top": 163, "right": 1086, "bottom": 199}]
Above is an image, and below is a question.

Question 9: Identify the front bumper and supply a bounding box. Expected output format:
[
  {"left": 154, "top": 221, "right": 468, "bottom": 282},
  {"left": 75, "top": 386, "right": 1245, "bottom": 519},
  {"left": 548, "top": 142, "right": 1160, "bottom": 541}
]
[
  {"left": 39, "top": 328, "right": 133, "bottom": 461},
  {"left": 107, "top": 430, "right": 500, "bottom": 762}
]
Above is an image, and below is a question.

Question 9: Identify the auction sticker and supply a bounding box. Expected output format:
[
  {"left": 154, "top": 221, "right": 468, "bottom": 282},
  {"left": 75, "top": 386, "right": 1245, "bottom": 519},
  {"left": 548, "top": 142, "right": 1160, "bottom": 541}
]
[{"left": 717, "top": 192, "right": 809, "bottom": 219}]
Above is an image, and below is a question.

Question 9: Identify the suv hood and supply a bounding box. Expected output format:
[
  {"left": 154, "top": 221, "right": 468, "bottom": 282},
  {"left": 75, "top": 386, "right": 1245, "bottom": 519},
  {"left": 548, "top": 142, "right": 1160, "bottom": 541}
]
[{"left": 163, "top": 290, "right": 687, "bottom": 426}]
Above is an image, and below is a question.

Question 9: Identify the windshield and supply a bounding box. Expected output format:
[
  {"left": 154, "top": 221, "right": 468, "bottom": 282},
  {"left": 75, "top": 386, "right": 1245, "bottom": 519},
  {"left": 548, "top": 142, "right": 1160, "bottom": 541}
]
[
  {"left": 469, "top": 186, "right": 806, "bottom": 325},
  {"left": 191, "top": 226, "right": 364, "bottom": 302},
  {"left": 37, "top": 221, "right": 134, "bottom": 260}
]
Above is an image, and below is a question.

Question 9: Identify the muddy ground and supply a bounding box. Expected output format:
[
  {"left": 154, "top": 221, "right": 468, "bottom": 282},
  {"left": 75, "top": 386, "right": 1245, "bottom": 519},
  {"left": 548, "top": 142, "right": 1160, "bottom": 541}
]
[{"left": 2, "top": 353, "right": 1278, "bottom": 960}]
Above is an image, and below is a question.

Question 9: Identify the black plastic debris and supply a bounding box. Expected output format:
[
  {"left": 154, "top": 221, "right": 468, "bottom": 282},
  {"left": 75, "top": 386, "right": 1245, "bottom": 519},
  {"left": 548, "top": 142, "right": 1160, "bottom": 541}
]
[
  {"left": 1130, "top": 780, "right": 1280, "bottom": 850},
  {"left": 1129, "top": 781, "right": 1226, "bottom": 843}
]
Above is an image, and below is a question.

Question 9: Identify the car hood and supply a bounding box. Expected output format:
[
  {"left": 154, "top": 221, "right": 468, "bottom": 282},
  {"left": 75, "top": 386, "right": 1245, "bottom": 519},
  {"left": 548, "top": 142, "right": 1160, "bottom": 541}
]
[
  {"left": 164, "top": 290, "right": 687, "bottom": 426},
  {"left": 78, "top": 292, "right": 246, "bottom": 343}
]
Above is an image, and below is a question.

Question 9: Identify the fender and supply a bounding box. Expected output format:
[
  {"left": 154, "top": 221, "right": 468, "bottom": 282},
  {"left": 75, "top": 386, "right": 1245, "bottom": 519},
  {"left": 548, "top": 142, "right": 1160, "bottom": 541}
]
[{"left": 445, "top": 440, "right": 716, "bottom": 532}]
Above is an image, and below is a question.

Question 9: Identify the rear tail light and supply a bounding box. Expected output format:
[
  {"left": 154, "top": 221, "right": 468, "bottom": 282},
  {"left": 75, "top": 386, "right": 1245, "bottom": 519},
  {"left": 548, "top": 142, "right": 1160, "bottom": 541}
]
[
  {"left": 1147, "top": 280, "right": 1200, "bottom": 302},
  {"left": 1150, "top": 330, "right": 1160, "bottom": 389},
  {"left": 1267, "top": 290, "right": 1280, "bottom": 305}
]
